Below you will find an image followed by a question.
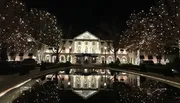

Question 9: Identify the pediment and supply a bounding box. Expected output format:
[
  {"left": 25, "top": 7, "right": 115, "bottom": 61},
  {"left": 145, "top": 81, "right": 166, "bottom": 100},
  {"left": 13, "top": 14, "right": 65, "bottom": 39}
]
[
  {"left": 72, "top": 90, "right": 98, "bottom": 99},
  {"left": 74, "top": 31, "right": 99, "bottom": 40}
]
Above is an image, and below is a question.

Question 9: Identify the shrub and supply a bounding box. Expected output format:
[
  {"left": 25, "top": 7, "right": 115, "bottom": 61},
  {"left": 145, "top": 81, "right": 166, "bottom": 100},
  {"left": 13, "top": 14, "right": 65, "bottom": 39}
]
[
  {"left": 0, "top": 61, "right": 23, "bottom": 75},
  {"left": 108, "top": 62, "right": 119, "bottom": 68},
  {"left": 172, "top": 57, "right": 180, "bottom": 71},
  {"left": 164, "top": 68, "right": 174, "bottom": 77},
  {"left": 140, "top": 64, "right": 147, "bottom": 72}
]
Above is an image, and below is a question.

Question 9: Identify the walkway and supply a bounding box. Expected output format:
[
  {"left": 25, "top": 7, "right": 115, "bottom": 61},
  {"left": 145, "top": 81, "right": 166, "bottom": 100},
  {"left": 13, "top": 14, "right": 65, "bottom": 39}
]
[
  {"left": 108, "top": 67, "right": 180, "bottom": 88},
  {"left": 0, "top": 68, "right": 65, "bottom": 94}
]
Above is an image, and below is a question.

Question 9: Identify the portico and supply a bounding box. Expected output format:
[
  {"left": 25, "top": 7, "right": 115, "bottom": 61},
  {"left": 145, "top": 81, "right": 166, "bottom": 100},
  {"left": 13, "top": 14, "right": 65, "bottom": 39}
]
[{"left": 75, "top": 53, "right": 98, "bottom": 64}]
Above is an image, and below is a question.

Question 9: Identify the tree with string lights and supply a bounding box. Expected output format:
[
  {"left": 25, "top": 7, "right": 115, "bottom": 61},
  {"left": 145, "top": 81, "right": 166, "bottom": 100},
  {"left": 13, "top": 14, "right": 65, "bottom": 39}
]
[
  {"left": 123, "top": 9, "right": 166, "bottom": 64},
  {"left": 151, "top": 0, "right": 180, "bottom": 57},
  {"left": 123, "top": 11, "right": 150, "bottom": 53},
  {"left": 122, "top": 11, "right": 144, "bottom": 51},
  {"left": 32, "top": 10, "right": 63, "bottom": 63},
  {"left": 0, "top": 0, "right": 38, "bottom": 61},
  {"left": 1, "top": 0, "right": 24, "bottom": 60}
]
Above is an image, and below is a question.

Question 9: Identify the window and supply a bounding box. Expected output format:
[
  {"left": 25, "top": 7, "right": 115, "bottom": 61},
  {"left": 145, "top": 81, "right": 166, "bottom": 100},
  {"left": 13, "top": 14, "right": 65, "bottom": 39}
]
[
  {"left": 78, "top": 41, "right": 81, "bottom": 45},
  {"left": 46, "top": 56, "right": 50, "bottom": 62},
  {"left": 62, "top": 47, "right": 65, "bottom": 50},
  {"left": 101, "top": 41, "right": 104, "bottom": 45},
  {"left": 52, "top": 56, "right": 56, "bottom": 63},
  {"left": 61, "top": 47, "right": 65, "bottom": 53},
  {"left": 121, "top": 57, "right": 127, "bottom": 63},
  {"left": 68, "top": 56, "right": 71, "bottom": 62},
  {"left": 92, "top": 41, "right": 96, "bottom": 45},
  {"left": 108, "top": 47, "right": 111, "bottom": 52},
  {"left": 77, "top": 46, "right": 81, "bottom": 53},
  {"left": 101, "top": 48, "right": 104, "bottom": 53},
  {"left": 61, "top": 56, "right": 65, "bottom": 62},
  {"left": 92, "top": 47, "right": 95, "bottom": 53},
  {"left": 85, "top": 41, "right": 88, "bottom": 45}
]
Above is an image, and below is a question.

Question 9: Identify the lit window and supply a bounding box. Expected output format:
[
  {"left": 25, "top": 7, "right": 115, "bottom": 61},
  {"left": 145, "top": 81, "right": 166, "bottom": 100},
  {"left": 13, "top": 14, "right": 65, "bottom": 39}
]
[
  {"left": 92, "top": 48, "right": 95, "bottom": 53},
  {"left": 61, "top": 56, "right": 65, "bottom": 61},
  {"left": 108, "top": 48, "right": 111, "bottom": 52},
  {"left": 101, "top": 48, "right": 104, "bottom": 53},
  {"left": 85, "top": 41, "right": 88, "bottom": 45},
  {"left": 77, "top": 46, "right": 81, "bottom": 53}
]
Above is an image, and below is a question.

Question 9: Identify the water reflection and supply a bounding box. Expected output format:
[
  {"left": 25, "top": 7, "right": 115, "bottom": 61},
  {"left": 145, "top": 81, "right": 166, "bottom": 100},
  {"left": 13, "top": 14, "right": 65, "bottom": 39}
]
[{"left": 12, "top": 68, "right": 180, "bottom": 103}]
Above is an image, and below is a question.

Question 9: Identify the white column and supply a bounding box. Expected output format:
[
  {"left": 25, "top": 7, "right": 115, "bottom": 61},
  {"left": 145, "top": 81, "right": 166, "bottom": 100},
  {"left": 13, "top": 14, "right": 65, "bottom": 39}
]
[
  {"left": 81, "top": 76, "right": 84, "bottom": 88},
  {"left": 73, "top": 75, "right": 76, "bottom": 88},
  {"left": 82, "top": 41, "right": 85, "bottom": 53},
  {"left": 136, "top": 50, "right": 140, "bottom": 65},
  {"left": 74, "top": 41, "right": 77, "bottom": 53},
  {"left": 88, "top": 76, "right": 90, "bottom": 88},
  {"left": 97, "top": 41, "right": 100, "bottom": 54},
  {"left": 96, "top": 76, "right": 99, "bottom": 88}
]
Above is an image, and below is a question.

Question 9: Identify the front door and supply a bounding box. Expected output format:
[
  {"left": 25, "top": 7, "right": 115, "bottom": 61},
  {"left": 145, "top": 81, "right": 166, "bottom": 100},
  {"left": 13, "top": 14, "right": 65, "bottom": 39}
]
[{"left": 84, "top": 56, "right": 89, "bottom": 64}]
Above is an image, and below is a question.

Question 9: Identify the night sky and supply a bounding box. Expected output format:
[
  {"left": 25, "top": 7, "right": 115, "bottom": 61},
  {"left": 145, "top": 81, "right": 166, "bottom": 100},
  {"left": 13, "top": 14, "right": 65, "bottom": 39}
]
[{"left": 24, "top": 0, "right": 157, "bottom": 36}]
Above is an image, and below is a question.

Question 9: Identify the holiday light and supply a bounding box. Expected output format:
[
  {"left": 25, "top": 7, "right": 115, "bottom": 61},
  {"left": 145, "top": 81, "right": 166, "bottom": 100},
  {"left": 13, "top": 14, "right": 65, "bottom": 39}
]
[
  {"left": 122, "top": 0, "right": 180, "bottom": 56},
  {"left": 0, "top": 0, "right": 62, "bottom": 60}
]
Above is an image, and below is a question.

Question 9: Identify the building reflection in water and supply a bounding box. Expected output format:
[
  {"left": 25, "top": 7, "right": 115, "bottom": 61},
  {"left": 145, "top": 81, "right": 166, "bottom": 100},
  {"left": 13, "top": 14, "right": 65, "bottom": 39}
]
[{"left": 43, "top": 68, "right": 140, "bottom": 99}]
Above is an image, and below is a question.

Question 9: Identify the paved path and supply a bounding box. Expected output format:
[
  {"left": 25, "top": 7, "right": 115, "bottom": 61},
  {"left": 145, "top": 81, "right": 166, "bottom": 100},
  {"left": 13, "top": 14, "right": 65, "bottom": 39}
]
[
  {"left": 108, "top": 67, "right": 180, "bottom": 88},
  {"left": 0, "top": 69, "right": 39, "bottom": 93},
  {"left": 0, "top": 68, "right": 62, "bottom": 93}
]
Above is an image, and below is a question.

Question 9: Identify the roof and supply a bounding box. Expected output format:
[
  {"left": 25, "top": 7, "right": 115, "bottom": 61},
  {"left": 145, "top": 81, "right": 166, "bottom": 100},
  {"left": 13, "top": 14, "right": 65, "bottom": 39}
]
[{"left": 62, "top": 30, "right": 112, "bottom": 40}]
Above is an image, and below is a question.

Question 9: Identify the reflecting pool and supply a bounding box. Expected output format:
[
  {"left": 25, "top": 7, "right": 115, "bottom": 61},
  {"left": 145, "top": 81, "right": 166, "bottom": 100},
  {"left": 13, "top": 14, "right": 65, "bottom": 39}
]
[{"left": 12, "top": 68, "right": 180, "bottom": 103}]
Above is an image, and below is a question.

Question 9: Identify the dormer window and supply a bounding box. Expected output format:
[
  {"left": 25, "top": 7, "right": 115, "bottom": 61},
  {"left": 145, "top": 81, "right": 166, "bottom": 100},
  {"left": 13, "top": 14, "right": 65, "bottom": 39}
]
[{"left": 101, "top": 41, "right": 104, "bottom": 45}]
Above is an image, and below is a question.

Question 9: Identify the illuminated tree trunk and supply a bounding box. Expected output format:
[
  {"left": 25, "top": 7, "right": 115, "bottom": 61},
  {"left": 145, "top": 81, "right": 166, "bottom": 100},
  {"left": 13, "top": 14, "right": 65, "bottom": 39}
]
[
  {"left": 19, "top": 53, "right": 24, "bottom": 61},
  {"left": 9, "top": 52, "right": 16, "bottom": 61},
  {"left": 1, "top": 43, "right": 8, "bottom": 62},
  {"left": 113, "top": 49, "right": 118, "bottom": 62},
  {"left": 54, "top": 47, "right": 59, "bottom": 64}
]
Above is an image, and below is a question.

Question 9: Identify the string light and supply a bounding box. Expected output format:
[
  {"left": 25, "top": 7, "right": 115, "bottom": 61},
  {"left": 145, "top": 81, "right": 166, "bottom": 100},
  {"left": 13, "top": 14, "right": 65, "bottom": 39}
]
[
  {"left": 0, "top": 0, "right": 62, "bottom": 56},
  {"left": 122, "top": 0, "right": 180, "bottom": 56}
]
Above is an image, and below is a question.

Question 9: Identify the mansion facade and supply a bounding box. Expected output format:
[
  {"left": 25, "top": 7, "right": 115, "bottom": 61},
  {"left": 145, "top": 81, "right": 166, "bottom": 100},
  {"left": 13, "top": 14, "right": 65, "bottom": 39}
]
[
  {"left": 9, "top": 31, "right": 167, "bottom": 65},
  {"left": 8, "top": 31, "right": 169, "bottom": 65},
  {"left": 42, "top": 31, "right": 130, "bottom": 64},
  {"left": 42, "top": 31, "right": 168, "bottom": 65}
]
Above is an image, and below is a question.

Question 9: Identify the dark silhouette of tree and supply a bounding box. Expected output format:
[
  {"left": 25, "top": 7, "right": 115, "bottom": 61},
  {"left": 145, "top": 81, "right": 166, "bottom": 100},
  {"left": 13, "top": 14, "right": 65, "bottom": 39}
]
[
  {"left": 99, "top": 16, "right": 123, "bottom": 61},
  {"left": 0, "top": 42, "right": 8, "bottom": 62}
]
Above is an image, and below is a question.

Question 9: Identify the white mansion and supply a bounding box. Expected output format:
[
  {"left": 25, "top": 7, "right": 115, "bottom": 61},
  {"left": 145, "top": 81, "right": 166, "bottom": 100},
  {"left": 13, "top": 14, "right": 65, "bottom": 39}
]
[
  {"left": 43, "top": 31, "right": 129, "bottom": 64},
  {"left": 10, "top": 31, "right": 167, "bottom": 65}
]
